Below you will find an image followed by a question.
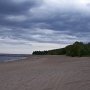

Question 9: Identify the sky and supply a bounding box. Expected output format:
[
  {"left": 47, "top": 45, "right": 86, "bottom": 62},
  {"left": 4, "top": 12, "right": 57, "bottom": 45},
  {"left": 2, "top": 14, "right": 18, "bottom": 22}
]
[{"left": 0, "top": 0, "right": 90, "bottom": 54}]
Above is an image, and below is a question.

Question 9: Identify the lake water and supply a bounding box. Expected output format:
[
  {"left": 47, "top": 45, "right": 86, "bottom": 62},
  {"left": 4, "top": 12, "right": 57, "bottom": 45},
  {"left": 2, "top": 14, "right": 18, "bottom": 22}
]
[{"left": 0, "top": 54, "right": 30, "bottom": 62}]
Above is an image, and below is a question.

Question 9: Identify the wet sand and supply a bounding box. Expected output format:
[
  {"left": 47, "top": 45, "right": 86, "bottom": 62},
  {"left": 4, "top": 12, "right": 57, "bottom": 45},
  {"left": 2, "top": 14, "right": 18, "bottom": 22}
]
[{"left": 0, "top": 55, "right": 90, "bottom": 90}]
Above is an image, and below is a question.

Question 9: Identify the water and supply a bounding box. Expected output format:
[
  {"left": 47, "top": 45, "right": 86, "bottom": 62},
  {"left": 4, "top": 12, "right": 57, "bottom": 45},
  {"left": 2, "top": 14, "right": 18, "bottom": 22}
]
[{"left": 0, "top": 54, "right": 30, "bottom": 62}]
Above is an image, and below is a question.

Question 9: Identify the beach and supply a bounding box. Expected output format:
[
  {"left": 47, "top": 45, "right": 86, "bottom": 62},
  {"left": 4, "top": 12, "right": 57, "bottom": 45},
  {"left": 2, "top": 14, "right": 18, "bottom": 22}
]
[{"left": 0, "top": 55, "right": 90, "bottom": 90}]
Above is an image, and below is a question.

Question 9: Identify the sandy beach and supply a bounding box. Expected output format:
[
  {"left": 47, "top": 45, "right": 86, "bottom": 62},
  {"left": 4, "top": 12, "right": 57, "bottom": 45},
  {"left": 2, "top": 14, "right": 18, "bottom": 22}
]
[{"left": 0, "top": 55, "right": 90, "bottom": 90}]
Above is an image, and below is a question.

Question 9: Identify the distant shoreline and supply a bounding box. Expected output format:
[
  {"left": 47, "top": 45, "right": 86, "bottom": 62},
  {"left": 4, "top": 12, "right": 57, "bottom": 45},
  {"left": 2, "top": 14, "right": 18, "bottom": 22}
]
[{"left": 0, "top": 54, "right": 30, "bottom": 63}]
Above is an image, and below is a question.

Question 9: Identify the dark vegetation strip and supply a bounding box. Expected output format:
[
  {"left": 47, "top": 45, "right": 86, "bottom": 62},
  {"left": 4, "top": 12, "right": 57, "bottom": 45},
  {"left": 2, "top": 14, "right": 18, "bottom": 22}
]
[{"left": 32, "top": 42, "right": 90, "bottom": 57}]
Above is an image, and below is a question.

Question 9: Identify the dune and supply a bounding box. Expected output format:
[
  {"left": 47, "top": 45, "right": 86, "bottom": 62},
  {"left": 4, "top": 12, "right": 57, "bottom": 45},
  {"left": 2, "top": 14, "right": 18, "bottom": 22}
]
[{"left": 0, "top": 55, "right": 90, "bottom": 90}]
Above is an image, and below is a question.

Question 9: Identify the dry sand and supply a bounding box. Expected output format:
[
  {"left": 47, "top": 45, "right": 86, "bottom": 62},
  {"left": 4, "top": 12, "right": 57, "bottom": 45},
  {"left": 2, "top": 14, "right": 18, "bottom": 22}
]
[{"left": 0, "top": 55, "right": 90, "bottom": 90}]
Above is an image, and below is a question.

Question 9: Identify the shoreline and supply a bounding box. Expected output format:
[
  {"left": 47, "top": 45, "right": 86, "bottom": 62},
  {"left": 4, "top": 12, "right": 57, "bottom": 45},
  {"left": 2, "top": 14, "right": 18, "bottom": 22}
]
[
  {"left": 0, "top": 55, "right": 90, "bottom": 63},
  {"left": 0, "top": 55, "right": 31, "bottom": 63}
]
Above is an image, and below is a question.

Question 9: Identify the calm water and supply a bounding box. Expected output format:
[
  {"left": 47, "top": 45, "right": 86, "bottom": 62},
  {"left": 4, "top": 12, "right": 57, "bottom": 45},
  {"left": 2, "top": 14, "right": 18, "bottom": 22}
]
[{"left": 0, "top": 54, "right": 30, "bottom": 62}]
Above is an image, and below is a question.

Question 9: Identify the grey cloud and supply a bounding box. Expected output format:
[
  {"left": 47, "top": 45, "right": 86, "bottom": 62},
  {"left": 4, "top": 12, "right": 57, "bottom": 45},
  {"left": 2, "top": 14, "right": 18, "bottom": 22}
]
[
  {"left": 0, "top": 0, "right": 90, "bottom": 52},
  {"left": 0, "top": 26, "right": 88, "bottom": 45}
]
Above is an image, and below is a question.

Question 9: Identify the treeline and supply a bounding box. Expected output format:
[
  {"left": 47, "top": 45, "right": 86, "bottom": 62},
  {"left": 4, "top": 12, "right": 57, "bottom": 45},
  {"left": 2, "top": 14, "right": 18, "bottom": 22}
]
[{"left": 32, "top": 42, "right": 90, "bottom": 57}]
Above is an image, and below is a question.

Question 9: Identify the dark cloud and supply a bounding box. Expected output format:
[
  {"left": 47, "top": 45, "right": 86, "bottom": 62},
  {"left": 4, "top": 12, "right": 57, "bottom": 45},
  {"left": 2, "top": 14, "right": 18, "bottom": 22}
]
[{"left": 0, "top": 0, "right": 39, "bottom": 15}]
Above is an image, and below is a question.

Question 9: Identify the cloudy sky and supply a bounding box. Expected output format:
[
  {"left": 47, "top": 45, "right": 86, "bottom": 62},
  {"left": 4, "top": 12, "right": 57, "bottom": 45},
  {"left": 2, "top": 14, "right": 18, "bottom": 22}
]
[{"left": 0, "top": 0, "right": 90, "bottom": 54}]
